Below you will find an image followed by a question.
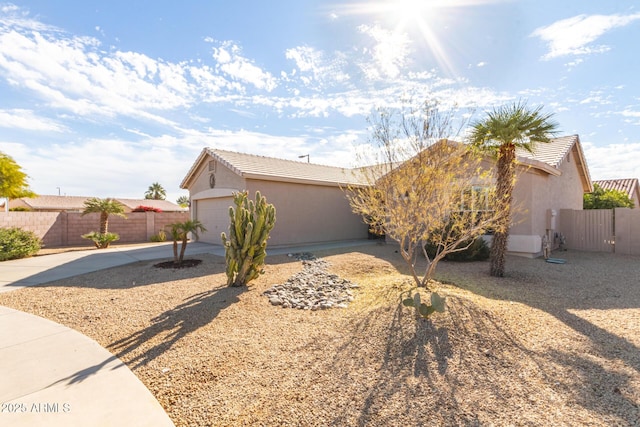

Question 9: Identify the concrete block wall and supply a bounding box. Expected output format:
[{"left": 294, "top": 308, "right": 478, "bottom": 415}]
[
  {"left": 0, "top": 211, "right": 190, "bottom": 247},
  {"left": 0, "top": 212, "right": 61, "bottom": 245}
]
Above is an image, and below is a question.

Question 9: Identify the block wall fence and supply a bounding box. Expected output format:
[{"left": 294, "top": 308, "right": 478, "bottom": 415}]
[{"left": 0, "top": 211, "right": 189, "bottom": 247}]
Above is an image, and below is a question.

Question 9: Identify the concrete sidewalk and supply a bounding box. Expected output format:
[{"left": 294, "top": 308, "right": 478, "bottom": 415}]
[
  {"left": 0, "top": 306, "right": 175, "bottom": 427},
  {"left": 0, "top": 239, "right": 372, "bottom": 426}
]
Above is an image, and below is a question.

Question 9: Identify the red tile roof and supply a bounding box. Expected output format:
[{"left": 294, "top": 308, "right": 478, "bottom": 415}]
[{"left": 593, "top": 178, "right": 639, "bottom": 200}]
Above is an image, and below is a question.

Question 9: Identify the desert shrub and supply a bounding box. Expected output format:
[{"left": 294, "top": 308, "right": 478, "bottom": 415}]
[
  {"left": 132, "top": 205, "right": 162, "bottom": 212},
  {"left": 0, "top": 227, "right": 42, "bottom": 261},
  {"left": 150, "top": 230, "right": 167, "bottom": 242},
  {"left": 82, "top": 231, "right": 120, "bottom": 249},
  {"left": 425, "top": 235, "right": 490, "bottom": 262},
  {"left": 9, "top": 206, "right": 31, "bottom": 211}
]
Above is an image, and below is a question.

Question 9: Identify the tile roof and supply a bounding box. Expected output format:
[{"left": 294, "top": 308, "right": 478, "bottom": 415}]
[
  {"left": 16, "top": 195, "right": 89, "bottom": 210},
  {"left": 181, "top": 135, "right": 591, "bottom": 191},
  {"left": 117, "top": 198, "right": 187, "bottom": 211},
  {"left": 181, "top": 148, "right": 367, "bottom": 188},
  {"left": 594, "top": 178, "right": 639, "bottom": 199},
  {"left": 516, "top": 134, "right": 592, "bottom": 192},
  {"left": 516, "top": 135, "right": 578, "bottom": 168},
  {"left": 12, "top": 196, "right": 186, "bottom": 211}
]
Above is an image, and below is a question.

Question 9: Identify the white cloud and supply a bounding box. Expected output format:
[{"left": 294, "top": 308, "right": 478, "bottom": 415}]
[
  {"left": 0, "top": 108, "right": 65, "bottom": 131},
  {"left": 285, "top": 45, "right": 350, "bottom": 90},
  {"left": 357, "top": 24, "right": 411, "bottom": 79},
  {"left": 531, "top": 13, "right": 640, "bottom": 60},
  {"left": 582, "top": 140, "right": 640, "bottom": 180},
  {"left": 211, "top": 41, "right": 277, "bottom": 92}
]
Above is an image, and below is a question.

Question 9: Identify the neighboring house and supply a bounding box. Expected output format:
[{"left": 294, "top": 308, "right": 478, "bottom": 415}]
[
  {"left": 181, "top": 134, "right": 592, "bottom": 257},
  {"left": 593, "top": 178, "right": 640, "bottom": 208},
  {"left": 8, "top": 195, "right": 187, "bottom": 213},
  {"left": 180, "top": 149, "right": 369, "bottom": 246}
]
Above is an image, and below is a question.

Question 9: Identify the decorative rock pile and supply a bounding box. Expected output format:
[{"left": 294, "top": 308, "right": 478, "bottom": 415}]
[{"left": 264, "top": 252, "right": 359, "bottom": 310}]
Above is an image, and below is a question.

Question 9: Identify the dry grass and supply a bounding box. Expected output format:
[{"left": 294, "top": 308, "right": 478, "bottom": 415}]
[{"left": 1, "top": 244, "right": 639, "bottom": 426}]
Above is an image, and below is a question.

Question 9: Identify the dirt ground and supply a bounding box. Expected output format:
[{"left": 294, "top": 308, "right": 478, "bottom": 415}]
[{"left": 1, "top": 243, "right": 638, "bottom": 426}]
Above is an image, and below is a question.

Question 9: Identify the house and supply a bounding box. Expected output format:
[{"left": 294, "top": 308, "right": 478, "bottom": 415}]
[
  {"left": 179, "top": 149, "right": 369, "bottom": 246},
  {"left": 8, "top": 195, "right": 187, "bottom": 213},
  {"left": 181, "top": 135, "right": 592, "bottom": 257},
  {"left": 593, "top": 178, "right": 640, "bottom": 208},
  {"left": 509, "top": 134, "right": 592, "bottom": 256}
]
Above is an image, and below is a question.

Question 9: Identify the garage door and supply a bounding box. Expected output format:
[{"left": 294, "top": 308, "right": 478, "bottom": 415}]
[{"left": 195, "top": 197, "right": 233, "bottom": 245}]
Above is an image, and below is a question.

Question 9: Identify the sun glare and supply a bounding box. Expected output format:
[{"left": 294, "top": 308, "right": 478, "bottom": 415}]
[
  {"left": 334, "top": 0, "right": 506, "bottom": 77},
  {"left": 333, "top": 0, "right": 456, "bottom": 74}
]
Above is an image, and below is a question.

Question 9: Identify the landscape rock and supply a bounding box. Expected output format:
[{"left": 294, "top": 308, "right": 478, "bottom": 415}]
[{"left": 264, "top": 252, "right": 358, "bottom": 310}]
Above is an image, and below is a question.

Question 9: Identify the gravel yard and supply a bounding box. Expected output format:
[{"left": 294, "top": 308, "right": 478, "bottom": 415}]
[{"left": 0, "top": 243, "right": 639, "bottom": 426}]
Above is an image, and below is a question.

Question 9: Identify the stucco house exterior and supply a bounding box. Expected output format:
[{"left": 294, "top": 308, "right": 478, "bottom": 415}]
[
  {"left": 181, "top": 134, "right": 592, "bottom": 257},
  {"left": 506, "top": 134, "right": 592, "bottom": 256},
  {"left": 179, "top": 149, "right": 369, "bottom": 246},
  {"left": 593, "top": 178, "right": 640, "bottom": 208}
]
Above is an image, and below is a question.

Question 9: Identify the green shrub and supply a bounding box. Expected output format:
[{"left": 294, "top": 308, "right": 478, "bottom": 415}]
[
  {"left": 82, "top": 231, "right": 120, "bottom": 249},
  {"left": 0, "top": 227, "right": 42, "bottom": 261},
  {"left": 150, "top": 230, "right": 167, "bottom": 242},
  {"left": 425, "top": 236, "right": 490, "bottom": 262},
  {"left": 9, "top": 206, "right": 31, "bottom": 212}
]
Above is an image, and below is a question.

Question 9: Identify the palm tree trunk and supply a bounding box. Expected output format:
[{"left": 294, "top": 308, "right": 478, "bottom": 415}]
[
  {"left": 172, "top": 239, "right": 179, "bottom": 262},
  {"left": 490, "top": 145, "right": 516, "bottom": 277},
  {"left": 178, "top": 235, "right": 188, "bottom": 264},
  {"left": 100, "top": 212, "right": 108, "bottom": 234}
]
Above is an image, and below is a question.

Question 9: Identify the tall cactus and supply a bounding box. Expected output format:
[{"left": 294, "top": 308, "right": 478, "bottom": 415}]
[{"left": 221, "top": 191, "right": 276, "bottom": 287}]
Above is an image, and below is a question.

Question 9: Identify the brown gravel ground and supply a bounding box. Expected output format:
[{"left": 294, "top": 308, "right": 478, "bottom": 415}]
[{"left": 1, "top": 243, "right": 639, "bottom": 426}]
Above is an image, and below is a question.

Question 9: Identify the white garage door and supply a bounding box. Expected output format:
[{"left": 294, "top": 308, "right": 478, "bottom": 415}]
[{"left": 195, "top": 197, "right": 232, "bottom": 245}]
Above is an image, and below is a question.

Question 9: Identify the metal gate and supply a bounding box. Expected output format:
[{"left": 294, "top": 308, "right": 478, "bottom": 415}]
[
  {"left": 559, "top": 208, "right": 640, "bottom": 255},
  {"left": 559, "top": 209, "right": 613, "bottom": 252}
]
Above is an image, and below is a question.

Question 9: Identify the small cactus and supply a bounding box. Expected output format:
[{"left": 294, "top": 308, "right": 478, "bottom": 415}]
[
  {"left": 221, "top": 191, "right": 276, "bottom": 287},
  {"left": 402, "top": 291, "right": 446, "bottom": 319}
]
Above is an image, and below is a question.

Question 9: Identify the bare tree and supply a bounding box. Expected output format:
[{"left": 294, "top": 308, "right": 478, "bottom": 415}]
[{"left": 346, "top": 100, "right": 506, "bottom": 289}]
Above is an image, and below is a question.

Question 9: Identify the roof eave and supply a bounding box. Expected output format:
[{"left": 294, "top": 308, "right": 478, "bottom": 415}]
[
  {"left": 572, "top": 135, "right": 593, "bottom": 192},
  {"left": 243, "top": 172, "right": 363, "bottom": 187},
  {"left": 516, "top": 157, "right": 561, "bottom": 176},
  {"left": 180, "top": 148, "right": 210, "bottom": 189}
]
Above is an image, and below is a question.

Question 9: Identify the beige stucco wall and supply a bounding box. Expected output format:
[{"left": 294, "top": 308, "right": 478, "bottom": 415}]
[
  {"left": 185, "top": 154, "right": 368, "bottom": 246},
  {"left": 508, "top": 146, "right": 586, "bottom": 255},
  {"left": 188, "top": 157, "right": 246, "bottom": 197},
  {"left": 245, "top": 179, "right": 368, "bottom": 246}
]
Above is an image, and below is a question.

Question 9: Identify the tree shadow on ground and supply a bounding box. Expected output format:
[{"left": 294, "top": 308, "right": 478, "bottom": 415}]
[
  {"left": 433, "top": 250, "right": 640, "bottom": 424},
  {"left": 107, "top": 284, "right": 245, "bottom": 369},
  {"left": 321, "top": 295, "right": 546, "bottom": 426},
  {"left": 47, "top": 283, "right": 246, "bottom": 387}
]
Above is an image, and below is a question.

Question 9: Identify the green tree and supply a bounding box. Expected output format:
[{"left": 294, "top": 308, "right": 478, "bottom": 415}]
[
  {"left": 0, "top": 152, "right": 36, "bottom": 211},
  {"left": 144, "top": 182, "right": 166, "bottom": 200},
  {"left": 166, "top": 220, "right": 206, "bottom": 265},
  {"left": 583, "top": 183, "right": 634, "bottom": 209},
  {"left": 469, "top": 101, "right": 558, "bottom": 277},
  {"left": 176, "top": 195, "right": 190, "bottom": 208},
  {"left": 81, "top": 198, "right": 127, "bottom": 248}
]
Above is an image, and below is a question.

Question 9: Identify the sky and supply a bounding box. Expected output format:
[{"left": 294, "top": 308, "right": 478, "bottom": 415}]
[{"left": 1, "top": 0, "right": 640, "bottom": 203}]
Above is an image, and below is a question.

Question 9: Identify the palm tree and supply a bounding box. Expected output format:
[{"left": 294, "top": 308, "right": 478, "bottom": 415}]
[
  {"left": 81, "top": 197, "right": 127, "bottom": 235},
  {"left": 167, "top": 220, "right": 207, "bottom": 265},
  {"left": 469, "top": 102, "right": 558, "bottom": 277},
  {"left": 145, "top": 182, "right": 166, "bottom": 200},
  {"left": 176, "top": 195, "right": 190, "bottom": 208}
]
